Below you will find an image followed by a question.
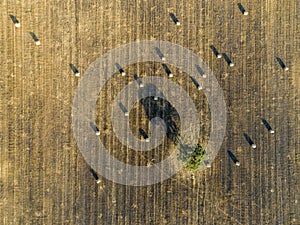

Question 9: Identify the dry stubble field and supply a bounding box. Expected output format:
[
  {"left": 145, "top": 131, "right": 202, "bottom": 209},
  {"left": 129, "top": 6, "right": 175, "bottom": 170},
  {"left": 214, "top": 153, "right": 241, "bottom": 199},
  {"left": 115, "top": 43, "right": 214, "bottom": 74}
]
[{"left": 0, "top": 0, "right": 300, "bottom": 224}]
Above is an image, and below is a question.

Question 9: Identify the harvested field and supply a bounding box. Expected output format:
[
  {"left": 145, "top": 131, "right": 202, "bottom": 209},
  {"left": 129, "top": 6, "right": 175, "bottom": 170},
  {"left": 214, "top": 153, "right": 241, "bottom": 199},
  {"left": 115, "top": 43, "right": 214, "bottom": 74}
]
[{"left": 0, "top": 0, "right": 299, "bottom": 224}]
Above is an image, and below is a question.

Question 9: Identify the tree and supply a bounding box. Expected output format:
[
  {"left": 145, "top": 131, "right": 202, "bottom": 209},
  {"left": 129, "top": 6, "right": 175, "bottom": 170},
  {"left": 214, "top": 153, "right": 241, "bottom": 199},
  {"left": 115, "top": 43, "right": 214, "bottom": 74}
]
[{"left": 178, "top": 143, "right": 206, "bottom": 170}]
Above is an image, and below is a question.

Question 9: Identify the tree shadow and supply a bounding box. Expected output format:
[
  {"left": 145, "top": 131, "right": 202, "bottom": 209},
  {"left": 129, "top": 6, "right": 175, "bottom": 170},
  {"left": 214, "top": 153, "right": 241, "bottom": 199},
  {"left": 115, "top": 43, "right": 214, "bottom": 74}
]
[{"left": 138, "top": 83, "right": 180, "bottom": 145}]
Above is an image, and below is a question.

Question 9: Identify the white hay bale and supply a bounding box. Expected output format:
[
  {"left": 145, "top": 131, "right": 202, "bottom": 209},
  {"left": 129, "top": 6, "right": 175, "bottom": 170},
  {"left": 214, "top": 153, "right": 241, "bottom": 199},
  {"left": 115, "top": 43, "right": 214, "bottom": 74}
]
[
  {"left": 284, "top": 66, "right": 289, "bottom": 71},
  {"left": 243, "top": 11, "right": 249, "bottom": 15},
  {"left": 15, "top": 22, "right": 20, "bottom": 28},
  {"left": 145, "top": 138, "right": 150, "bottom": 142},
  {"left": 229, "top": 62, "right": 234, "bottom": 67},
  {"left": 124, "top": 111, "right": 129, "bottom": 116},
  {"left": 197, "top": 85, "right": 203, "bottom": 90},
  {"left": 154, "top": 96, "right": 158, "bottom": 101},
  {"left": 96, "top": 179, "right": 101, "bottom": 184},
  {"left": 35, "top": 40, "right": 41, "bottom": 46},
  {"left": 251, "top": 143, "right": 257, "bottom": 149},
  {"left": 176, "top": 21, "right": 180, "bottom": 26},
  {"left": 161, "top": 56, "right": 166, "bottom": 61},
  {"left": 168, "top": 73, "right": 173, "bottom": 78},
  {"left": 235, "top": 161, "right": 241, "bottom": 166},
  {"left": 217, "top": 54, "right": 222, "bottom": 59},
  {"left": 204, "top": 160, "right": 211, "bottom": 168},
  {"left": 269, "top": 129, "right": 275, "bottom": 134},
  {"left": 75, "top": 72, "right": 80, "bottom": 77}
]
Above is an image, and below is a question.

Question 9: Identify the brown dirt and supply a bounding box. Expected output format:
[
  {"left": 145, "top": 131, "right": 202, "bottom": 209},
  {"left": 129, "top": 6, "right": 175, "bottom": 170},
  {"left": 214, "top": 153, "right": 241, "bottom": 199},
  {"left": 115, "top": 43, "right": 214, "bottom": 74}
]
[{"left": 0, "top": 0, "right": 299, "bottom": 224}]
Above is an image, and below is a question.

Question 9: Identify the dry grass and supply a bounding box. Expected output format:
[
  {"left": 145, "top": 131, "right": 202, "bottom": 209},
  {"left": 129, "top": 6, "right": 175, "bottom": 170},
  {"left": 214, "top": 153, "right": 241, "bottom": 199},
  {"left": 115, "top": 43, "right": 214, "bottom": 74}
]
[{"left": 0, "top": 0, "right": 299, "bottom": 224}]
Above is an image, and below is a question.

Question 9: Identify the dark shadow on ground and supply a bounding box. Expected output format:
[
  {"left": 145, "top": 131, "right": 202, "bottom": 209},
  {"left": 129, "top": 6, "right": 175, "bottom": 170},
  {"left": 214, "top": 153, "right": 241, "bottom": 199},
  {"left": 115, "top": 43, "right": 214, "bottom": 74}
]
[
  {"left": 138, "top": 83, "right": 180, "bottom": 145},
  {"left": 244, "top": 133, "right": 254, "bottom": 146}
]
